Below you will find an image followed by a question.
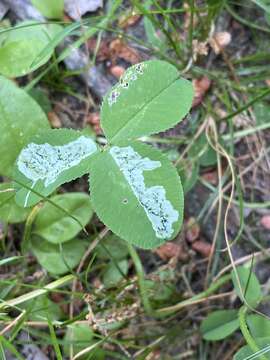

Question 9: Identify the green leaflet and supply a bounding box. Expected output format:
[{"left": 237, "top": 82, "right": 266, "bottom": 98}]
[
  {"left": 233, "top": 338, "right": 270, "bottom": 360},
  {"left": 101, "top": 60, "right": 193, "bottom": 143},
  {"left": 200, "top": 310, "right": 240, "bottom": 341},
  {"left": 31, "top": 0, "right": 64, "bottom": 19},
  {"left": 0, "top": 76, "right": 49, "bottom": 177},
  {"left": 247, "top": 314, "right": 270, "bottom": 338},
  {"left": 0, "top": 21, "right": 62, "bottom": 77},
  {"left": 63, "top": 324, "right": 105, "bottom": 360},
  {"left": 31, "top": 236, "right": 88, "bottom": 275},
  {"left": 102, "top": 259, "right": 129, "bottom": 288},
  {"left": 95, "top": 234, "right": 129, "bottom": 260},
  {"left": 33, "top": 193, "right": 93, "bottom": 244},
  {"left": 14, "top": 129, "right": 99, "bottom": 207},
  {"left": 90, "top": 141, "right": 183, "bottom": 249},
  {"left": 231, "top": 266, "right": 262, "bottom": 307},
  {"left": 18, "top": 295, "right": 62, "bottom": 321},
  {"left": 0, "top": 183, "right": 30, "bottom": 223}
]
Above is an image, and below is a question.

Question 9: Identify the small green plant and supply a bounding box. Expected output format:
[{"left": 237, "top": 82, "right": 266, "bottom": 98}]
[
  {"left": 200, "top": 265, "right": 270, "bottom": 360},
  {"left": 12, "top": 60, "right": 193, "bottom": 249}
]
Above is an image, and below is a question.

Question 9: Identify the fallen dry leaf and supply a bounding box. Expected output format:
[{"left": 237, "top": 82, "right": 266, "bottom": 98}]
[
  {"left": 155, "top": 242, "right": 188, "bottom": 261},
  {"left": 261, "top": 215, "right": 270, "bottom": 230},
  {"left": 87, "top": 38, "right": 110, "bottom": 62},
  {"left": 192, "top": 240, "right": 212, "bottom": 257},
  {"left": 186, "top": 217, "right": 200, "bottom": 243},
  {"left": 183, "top": 2, "right": 199, "bottom": 32},
  {"left": 265, "top": 79, "right": 270, "bottom": 87},
  {"left": 145, "top": 351, "right": 161, "bottom": 360},
  {"left": 192, "top": 76, "right": 211, "bottom": 107},
  {"left": 202, "top": 170, "right": 218, "bottom": 185},
  {"left": 87, "top": 112, "right": 100, "bottom": 125},
  {"left": 109, "top": 39, "right": 141, "bottom": 64},
  {"left": 110, "top": 65, "right": 126, "bottom": 78},
  {"left": 48, "top": 111, "right": 61, "bottom": 128},
  {"left": 88, "top": 38, "right": 141, "bottom": 65},
  {"left": 210, "top": 31, "right": 231, "bottom": 55},
  {"left": 118, "top": 13, "right": 141, "bottom": 28},
  {"left": 87, "top": 112, "right": 102, "bottom": 135},
  {"left": 192, "top": 39, "right": 208, "bottom": 62}
]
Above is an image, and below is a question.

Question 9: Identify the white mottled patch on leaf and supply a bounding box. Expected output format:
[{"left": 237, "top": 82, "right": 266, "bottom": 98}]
[
  {"left": 110, "top": 146, "right": 179, "bottom": 239},
  {"left": 108, "top": 63, "right": 146, "bottom": 106},
  {"left": 17, "top": 136, "right": 97, "bottom": 187}
]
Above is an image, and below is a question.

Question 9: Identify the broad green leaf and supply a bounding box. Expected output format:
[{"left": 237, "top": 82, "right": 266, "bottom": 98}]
[
  {"left": 14, "top": 128, "right": 98, "bottom": 208},
  {"left": 233, "top": 337, "right": 270, "bottom": 360},
  {"left": 189, "top": 133, "right": 217, "bottom": 167},
  {"left": 0, "top": 183, "right": 30, "bottom": 223},
  {"left": 101, "top": 60, "right": 193, "bottom": 143},
  {"left": 64, "top": 324, "right": 105, "bottom": 360},
  {"left": 102, "top": 259, "right": 129, "bottom": 288},
  {"left": 95, "top": 234, "right": 129, "bottom": 260},
  {"left": 28, "top": 88, "right": 52, "bottom": 114},
  {"left": 18, "top": 295, "right": 62, "bottom": 321},
  {"left": 31, "top": 236, "right": 88, "bottom": 274},
  {"left": 200, "top": 310, "right": 240, "bottom": 341},
  {"left": 0, "top": 76, "right": 49, "bottom": 177},
  {"left": 145, "top": 273, "right": 175, "bottom": 302},
  {"left": 90, "top": 141, "right": 184, "bottom": 249},
  {"left": 0, "top": 256, "right": 23, "bottom": 266},
  {"left": 0, "top": 21, "right": 62, "bottom": 77},
  {"left": 178, "top": 160, "right": 199, "bottom": 194},
  {"left": 31, "top": 0, "right": 64, "bottom": 19},
  {"left": 231, "top": 266, "right": 262, "bottom": 307},
  {"left": 251, "top": 0, "right": 270, "bottom": 13},
  {"left": 143, "top": 1, "right": 168, "bottom": 52},
  {"left": 33, "top": 193, "right": 93, "bottom": 244},
  {"left": 247, "top": 314, "right": 270, "bottom": 338},
  {"left": 254, "top": 102, "right": 270, "bottom": 125}
]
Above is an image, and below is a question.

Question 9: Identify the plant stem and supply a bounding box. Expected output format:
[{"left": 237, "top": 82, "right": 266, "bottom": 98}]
[
  {"left": 21, "top": 204, "right": 41, "bottom": 253},
  {"left": 0, "top": 274, "right": 75, "bottom": 311},
  {"left": 238, "top": 306, "right": 267, "bottom": 360},
  {"left": 126, "top": 243, "right": 154, "bottom": 317},
  {"left": 157, "top": 274, "right": 231, "bottom": 316},
  {"left": 127, "top": 243, "right": 231, "bottom": 318}
]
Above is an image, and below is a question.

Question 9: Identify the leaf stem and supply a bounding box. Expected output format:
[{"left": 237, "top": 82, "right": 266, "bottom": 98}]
[
  {"left": 238, "top": 306, "right": 267, "bottom": 360},
  {"left": 21, "top": 204, "right": 41, "bottom": 253},
  {"left": 126, "top": 243, "right": 154, "bottom": 317}
]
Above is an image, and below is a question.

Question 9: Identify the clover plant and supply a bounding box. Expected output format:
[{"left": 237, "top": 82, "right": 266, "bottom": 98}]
[
  {"left": 13, "top": 60, "right": 193, "bottom": 249},
  {"left": 201, "top": 265, "right": 270, "bottom": 360}
]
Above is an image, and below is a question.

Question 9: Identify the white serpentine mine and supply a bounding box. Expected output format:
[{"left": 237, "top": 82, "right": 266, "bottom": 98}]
[
  {"left": 17, "top": 136, "right": 97, "bottom": 207},
  {"left": 110, "top": 145, "right": 179, "bottom": 239}
]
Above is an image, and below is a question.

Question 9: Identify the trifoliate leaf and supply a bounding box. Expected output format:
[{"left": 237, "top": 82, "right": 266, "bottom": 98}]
[
  {"left": 90, "top": 140, "right": 183, "bottom": 249},
  {"left": 101, "top": 60, "right": 193, "bottom": 143},
  {"left": 14, "top": 128, "right": 99, "bottom": 208}
]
